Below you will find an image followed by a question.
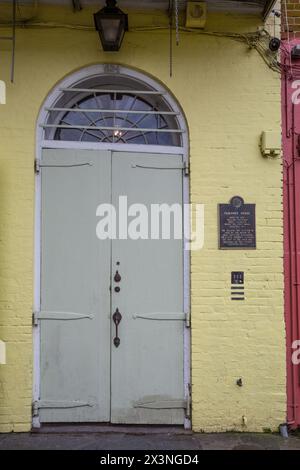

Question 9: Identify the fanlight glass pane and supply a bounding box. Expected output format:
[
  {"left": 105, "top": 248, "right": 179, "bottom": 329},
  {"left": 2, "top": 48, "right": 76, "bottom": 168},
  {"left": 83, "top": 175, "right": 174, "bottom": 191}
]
[{"left": 49, "top": 85, "right": 181, "bottom": 146}]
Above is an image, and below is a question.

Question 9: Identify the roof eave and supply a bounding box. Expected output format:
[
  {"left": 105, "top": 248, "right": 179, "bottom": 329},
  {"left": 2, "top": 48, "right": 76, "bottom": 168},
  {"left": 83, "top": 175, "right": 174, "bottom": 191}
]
[{"left": 262, "top": 0, "right": 278, "bottom": 21}]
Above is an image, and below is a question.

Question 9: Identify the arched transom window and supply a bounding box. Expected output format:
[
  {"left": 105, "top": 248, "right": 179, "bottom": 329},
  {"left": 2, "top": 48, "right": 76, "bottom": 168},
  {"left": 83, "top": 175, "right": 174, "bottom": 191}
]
[{"left": 43, "top": 73, "right": 184, "bottom": 146}]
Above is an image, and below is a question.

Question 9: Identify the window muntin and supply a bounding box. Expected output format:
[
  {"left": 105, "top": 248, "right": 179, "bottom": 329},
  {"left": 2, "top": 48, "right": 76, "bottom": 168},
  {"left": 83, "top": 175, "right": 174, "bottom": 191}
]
[{"left": 44, "top": 76, "right": 182, "bottom": 146}]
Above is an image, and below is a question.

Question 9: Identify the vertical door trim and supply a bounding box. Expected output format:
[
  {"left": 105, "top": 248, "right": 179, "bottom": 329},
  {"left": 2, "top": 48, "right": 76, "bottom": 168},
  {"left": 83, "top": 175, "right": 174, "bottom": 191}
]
[{"left": 33, "top": 147, "right": 42, "bottom": 430}]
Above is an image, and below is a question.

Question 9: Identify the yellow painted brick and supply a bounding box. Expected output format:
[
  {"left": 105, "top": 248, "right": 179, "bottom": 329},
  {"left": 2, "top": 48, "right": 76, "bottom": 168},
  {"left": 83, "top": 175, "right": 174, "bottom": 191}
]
[{"left": 0, "top": 4, "right": 285, "bottom": 433}]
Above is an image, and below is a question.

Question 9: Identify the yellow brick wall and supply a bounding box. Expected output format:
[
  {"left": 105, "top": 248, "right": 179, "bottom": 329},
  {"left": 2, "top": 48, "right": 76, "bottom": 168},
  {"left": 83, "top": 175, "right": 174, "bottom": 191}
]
[{"left": 0, "top": 5, "right": 285, "bottom": 432}]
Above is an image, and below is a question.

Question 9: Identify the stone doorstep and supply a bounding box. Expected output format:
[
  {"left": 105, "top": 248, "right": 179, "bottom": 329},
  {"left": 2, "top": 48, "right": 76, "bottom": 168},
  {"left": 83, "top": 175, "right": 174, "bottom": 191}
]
[{"left": 31, "top": 424, "right": 193, "bottom": 435}]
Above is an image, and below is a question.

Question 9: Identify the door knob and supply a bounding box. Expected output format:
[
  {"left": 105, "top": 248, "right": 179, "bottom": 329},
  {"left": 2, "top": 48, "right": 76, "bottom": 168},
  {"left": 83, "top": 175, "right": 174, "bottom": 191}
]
[{"left": 112, "top": 308, "right": 122, "bottom": 347}]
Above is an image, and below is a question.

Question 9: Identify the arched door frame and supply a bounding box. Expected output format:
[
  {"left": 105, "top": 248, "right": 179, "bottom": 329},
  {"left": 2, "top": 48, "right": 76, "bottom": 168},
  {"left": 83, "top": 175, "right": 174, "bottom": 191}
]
[{"left": 33, "top": 64, "right": 191, "bottom": 429}]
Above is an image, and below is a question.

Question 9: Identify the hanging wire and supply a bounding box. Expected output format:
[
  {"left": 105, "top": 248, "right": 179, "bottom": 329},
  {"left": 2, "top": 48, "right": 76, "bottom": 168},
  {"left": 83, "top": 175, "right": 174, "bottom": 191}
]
[
  {"left": 175, "top": 0, "right": 179, "bottom": 46},
  {"left": 283, "top": 0, "right": 293, "bottom": 76},
  {"left": 3, "top": 5, "right": 298, "bottom": 78},
  {"left": 169, "top": 0, "right": 173, "bottom": 77},
  {"left": 168, "top": 0, "right": 179, "bottom": 77},
  {"left": 11, "top": 0, "right": 16, "bottom": 82}
]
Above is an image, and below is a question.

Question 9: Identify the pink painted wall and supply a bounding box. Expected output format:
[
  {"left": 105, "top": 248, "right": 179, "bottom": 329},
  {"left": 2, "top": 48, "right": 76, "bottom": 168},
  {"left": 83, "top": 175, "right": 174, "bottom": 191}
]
[{"left": 282, "top": 39, "right": 300, "bottom": 429}]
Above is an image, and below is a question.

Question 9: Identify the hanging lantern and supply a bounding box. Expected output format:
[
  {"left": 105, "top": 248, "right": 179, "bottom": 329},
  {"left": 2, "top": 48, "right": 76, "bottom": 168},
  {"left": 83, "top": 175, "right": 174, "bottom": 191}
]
[{"left": 94, "top": 0, "right": 128, "bottom": 52}]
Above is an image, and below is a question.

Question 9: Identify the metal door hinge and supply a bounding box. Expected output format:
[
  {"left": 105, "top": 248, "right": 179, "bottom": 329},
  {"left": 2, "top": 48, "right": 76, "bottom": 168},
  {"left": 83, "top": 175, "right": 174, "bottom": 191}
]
[
  {"left": 183, "top": 161, "right": 189, "bottom": 176},
  {"left": 32, "top": 400, "right": 39, "bottom": 417},
  {"left": 33, "top": 400, "right": 94, "bottom": 416},
  {"left": 132, "top": 161, "right": 189, "bottom": 176},
  {"left": 134, "top": 392, "right": 191, "bottom": 419},
  {"left": 35, "top": 160, "right": 92, "bottom": 174},
  {"left": 33, "top": 310, "right": 94, "bottom": 326},
  {"left": 133, "top": 311, "right": 190, "bottom": 325},
  {"left": 134, "top": 397, "right": 187, "bottom": 411},
  {"left": 32, "top": 311, "right": 38, "bottom": 327}
]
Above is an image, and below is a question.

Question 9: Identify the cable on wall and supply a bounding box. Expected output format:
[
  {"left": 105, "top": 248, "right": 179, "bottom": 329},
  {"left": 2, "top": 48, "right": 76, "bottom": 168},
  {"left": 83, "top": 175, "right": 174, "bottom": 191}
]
[
  {"left": 282, "top": 0, "right": 293, "bottom": 76},
  {"left": 0, "top": 14, "right": 285, "bottom": 75}
]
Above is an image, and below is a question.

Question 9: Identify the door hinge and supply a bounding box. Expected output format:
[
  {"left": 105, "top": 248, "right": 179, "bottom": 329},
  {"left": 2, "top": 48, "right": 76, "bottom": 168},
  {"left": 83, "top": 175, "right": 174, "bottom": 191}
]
[
  {"left": 185, "top": 311, "right": 191, "bottom": 328},
  {"left": 33, "top": 400, "right": 94, "bottom": 415},
  {"left": 32, "top": 400, "right": 39, "bottom": 417},
  {"left": 133, "top": 311, "right": 190, "bottom": 325},
  {"left": 35, "top": 160, "right": 92, "bottom": 174},
  {"left": 183, "top": 161, "right": 189, "bottom": 177},
  {"left": 32, "top": 311, "right": 38, "bottom": 327},
  {"left": 33, "top": 310, "right": 94, "bottom": 326},
  {"left": 134, "top": 392, "right": 191, "bottom": 419},
  {"left": 134, "top": 398, "right": 187, "bottom": 411},
  {"left": 34, "top": 160, "right": 40, "bottom": 174},
  {"left": 132, "top": 161, "right": 189, "bottom": 176}
]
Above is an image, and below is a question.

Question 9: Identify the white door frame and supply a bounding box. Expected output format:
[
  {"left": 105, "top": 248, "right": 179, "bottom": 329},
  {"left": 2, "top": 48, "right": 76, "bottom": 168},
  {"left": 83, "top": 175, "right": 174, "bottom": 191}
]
[{"left": 33, "top": 65, "right": 191, "bottom": 429}]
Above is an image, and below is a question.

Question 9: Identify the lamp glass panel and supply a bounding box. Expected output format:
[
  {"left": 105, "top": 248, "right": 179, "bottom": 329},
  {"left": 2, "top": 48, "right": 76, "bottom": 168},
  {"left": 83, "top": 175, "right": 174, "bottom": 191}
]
[{"left": 101, "top": 18, "right": 121, "bottom": 43}]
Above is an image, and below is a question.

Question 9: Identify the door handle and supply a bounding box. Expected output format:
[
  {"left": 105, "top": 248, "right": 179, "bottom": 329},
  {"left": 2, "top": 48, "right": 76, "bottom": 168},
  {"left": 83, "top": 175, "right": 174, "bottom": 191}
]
[{"left": 112, "top": 308, "right": 122, "bottom": 348}]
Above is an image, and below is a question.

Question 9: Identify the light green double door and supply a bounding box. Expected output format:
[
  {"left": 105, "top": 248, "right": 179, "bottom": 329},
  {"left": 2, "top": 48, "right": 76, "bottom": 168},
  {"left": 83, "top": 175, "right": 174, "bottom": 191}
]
[{"left": 39, "top": 148, "right": 185, "bottom": 425}]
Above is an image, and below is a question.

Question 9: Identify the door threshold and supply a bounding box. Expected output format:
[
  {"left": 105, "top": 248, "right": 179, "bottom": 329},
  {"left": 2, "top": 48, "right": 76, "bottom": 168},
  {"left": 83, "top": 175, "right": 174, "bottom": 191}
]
[{"left": 32, "top": 424, "right": 191, "bottom": 435}]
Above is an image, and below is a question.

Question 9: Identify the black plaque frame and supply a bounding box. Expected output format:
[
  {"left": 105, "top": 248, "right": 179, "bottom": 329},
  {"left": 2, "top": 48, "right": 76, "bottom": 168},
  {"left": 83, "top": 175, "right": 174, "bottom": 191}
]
[{"left": 218, "top": 196, "right": 256, "bottom": 250}]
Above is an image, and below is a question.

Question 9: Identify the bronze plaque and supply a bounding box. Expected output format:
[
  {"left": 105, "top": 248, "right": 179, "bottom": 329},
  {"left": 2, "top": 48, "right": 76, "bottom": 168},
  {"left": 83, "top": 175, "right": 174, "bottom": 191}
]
[{"left": 219, "top": 196, "right": 256, "bottom": 249}]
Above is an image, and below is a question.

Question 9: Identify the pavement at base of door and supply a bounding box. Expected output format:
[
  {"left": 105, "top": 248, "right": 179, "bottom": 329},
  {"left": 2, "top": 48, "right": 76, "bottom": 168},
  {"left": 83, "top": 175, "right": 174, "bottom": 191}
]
[{"left": 0, "top": 428, "right": 300, "bottom": 450}]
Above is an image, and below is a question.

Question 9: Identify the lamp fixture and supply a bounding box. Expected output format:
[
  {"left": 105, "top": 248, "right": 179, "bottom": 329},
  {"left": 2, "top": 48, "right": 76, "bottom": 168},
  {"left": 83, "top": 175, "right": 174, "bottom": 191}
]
[{"left": 94, "top": 0, "right": 128, "bottom": 52}]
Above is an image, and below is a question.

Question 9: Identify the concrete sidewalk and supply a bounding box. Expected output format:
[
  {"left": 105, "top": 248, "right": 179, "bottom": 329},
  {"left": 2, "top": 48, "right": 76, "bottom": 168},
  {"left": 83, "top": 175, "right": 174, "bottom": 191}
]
[{"left": 0, "top": 427, "right": 299, "bottom": 450}]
